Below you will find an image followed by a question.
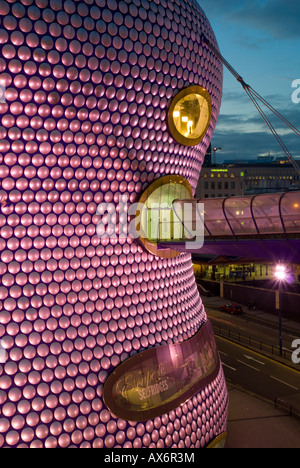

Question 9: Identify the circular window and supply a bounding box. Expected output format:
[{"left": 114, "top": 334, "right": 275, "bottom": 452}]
[
  {"left": 168, "top": 86, "right": 212, "bottom": 147},
  {"left": 136, "top": 175, "right": 193, "bottom": 259}
]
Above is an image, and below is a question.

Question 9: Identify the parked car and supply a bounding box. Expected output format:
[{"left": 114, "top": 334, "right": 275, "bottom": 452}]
[{"left": 219, "top": 304, "right": 243, "bottom": 315}]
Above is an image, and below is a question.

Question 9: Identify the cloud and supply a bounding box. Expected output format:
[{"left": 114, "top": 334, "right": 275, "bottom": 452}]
[
  {"left": 200, "top": 0, "right": 300, "bottom": 40},
  {"left": 211, "top": 124, "right": 300, "bottom": 162},
  {"left": 211, "top": 98, "right": 300, "bottom": 161},
  {"left": 230, "top": 0, "right": 300, "bottom": 40},
  {"left": 197, "top": 0, "right": 300, "bottom": 162}
]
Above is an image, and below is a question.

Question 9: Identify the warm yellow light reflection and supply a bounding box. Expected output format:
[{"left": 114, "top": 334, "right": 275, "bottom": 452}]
[{"left": 168, "top": 86, "right": 212, "bottom": 146}]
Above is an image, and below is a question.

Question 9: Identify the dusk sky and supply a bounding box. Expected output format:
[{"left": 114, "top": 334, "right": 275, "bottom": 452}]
[{"left": 199, "top": 0, "right": 300, "bottom": 163}]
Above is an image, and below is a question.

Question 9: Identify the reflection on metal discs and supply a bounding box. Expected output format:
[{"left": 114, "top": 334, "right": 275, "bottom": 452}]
[{"left": 0, "top": 0, "right": 227, "bottom": 449}]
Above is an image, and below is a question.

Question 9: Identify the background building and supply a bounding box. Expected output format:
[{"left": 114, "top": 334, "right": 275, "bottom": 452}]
[
  {"left": 197, "top": 155, "right": 300, "bottom": 198},
  {"left": 196, "top": 166, "right": 245, "bottom": 198},
  {"left": 242, "top": 163, "right": 300, "bottom": 195}
]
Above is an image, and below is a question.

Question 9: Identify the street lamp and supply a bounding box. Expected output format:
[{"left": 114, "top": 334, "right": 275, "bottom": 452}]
[{"left": 274, "top": 264, "right": 288, "bottom": 356}]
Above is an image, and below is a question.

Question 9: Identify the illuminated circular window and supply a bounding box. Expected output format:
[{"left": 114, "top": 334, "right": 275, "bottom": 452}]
[
  {"left": 136, "top": 175, "right": 193, "bottom": 259},
  {"left": 168, "top": 86, "right": 212, "bottom": 147}
]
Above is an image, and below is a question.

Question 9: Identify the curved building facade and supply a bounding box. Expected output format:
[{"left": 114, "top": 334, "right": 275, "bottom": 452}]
[{"left": 0, "top": 0, "right": 228, "bottom": 448}]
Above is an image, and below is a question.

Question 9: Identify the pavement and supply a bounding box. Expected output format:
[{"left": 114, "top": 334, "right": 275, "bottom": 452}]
[{"left": 226, "top": 385, "right": 300, "bottom": 448}]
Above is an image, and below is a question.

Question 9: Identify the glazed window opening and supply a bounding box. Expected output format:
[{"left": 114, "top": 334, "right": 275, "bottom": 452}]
[{"left": 167, "top": 85, "right": 212, "bottom": 147}]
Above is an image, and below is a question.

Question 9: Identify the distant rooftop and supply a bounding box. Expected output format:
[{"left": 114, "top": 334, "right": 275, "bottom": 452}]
[{"left": 221, "top": 157, "right": 300, "bottom": 167}]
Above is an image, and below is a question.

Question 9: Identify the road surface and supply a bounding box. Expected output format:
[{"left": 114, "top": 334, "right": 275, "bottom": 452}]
[
  {"left": 216, "top": 336, "right": 300, "bottom": 409},
  {"left": 204, "top": 297, "right": 300, "bottom": 355}
]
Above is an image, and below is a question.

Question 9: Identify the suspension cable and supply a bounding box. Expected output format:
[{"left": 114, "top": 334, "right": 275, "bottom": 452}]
[
  {"left": 244, "top": 86, "right": 300, "bottom": 175},
  {"left": 201, "top": 34, "right": 300, "bottom": 176},
  {"left": 249, "top": 86, "right": 300, "bottom": 137}
]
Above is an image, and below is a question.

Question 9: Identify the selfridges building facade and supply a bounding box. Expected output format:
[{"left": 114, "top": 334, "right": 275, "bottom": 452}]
[{"left": 0, "top": 0, "right": 228, "bottom": 448}]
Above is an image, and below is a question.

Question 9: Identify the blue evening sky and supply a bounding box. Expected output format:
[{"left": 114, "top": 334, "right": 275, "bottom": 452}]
[{"left": 199, "top": 0, "right": 300, "bottom": 162}]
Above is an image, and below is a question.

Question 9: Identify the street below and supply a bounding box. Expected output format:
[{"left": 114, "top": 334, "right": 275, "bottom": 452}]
[
  {"left": 216, "top": 336, "right": 300, "bottom": 409},
  {"left": 203, "top": 295, "right": 300, "bottom": 409}
]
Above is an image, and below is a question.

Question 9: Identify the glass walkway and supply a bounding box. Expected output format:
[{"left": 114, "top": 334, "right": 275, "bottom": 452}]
[
  {"left": 158, "top": 191, "right": 300, "bottom": 262},
  {"left": 194, "top": 191, "right": 300, "bottom": 238}
]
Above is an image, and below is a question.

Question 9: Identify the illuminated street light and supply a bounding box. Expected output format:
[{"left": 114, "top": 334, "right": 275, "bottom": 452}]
[
  {"left": 275, "top": 264, "right": 288, "bottom": 281},
  {"left": 274, "top": 264, "right": 288, "bottom": 356}
]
